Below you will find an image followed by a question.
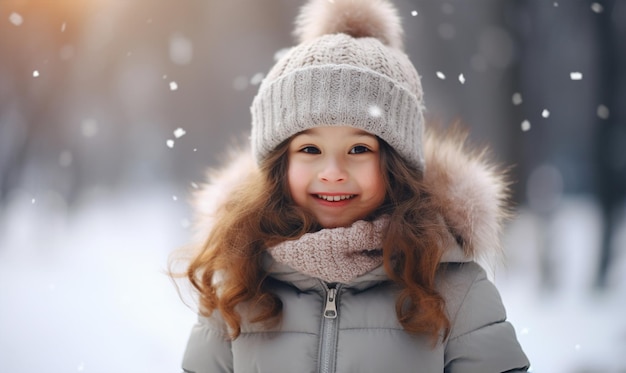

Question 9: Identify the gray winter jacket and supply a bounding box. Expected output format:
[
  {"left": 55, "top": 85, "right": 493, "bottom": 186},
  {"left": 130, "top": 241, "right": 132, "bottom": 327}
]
[
  {"left": 180, "top": 129, "right": 530, "bottom": 372},
  {"left": 182, "top": 259, "right": 529, "bottom": 373}
]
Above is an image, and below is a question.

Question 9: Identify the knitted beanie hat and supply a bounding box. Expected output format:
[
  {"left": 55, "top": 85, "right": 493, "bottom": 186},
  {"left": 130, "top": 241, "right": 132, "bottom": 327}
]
[{"left": 251, "top": 0, "right": 425, "bottom": 171}]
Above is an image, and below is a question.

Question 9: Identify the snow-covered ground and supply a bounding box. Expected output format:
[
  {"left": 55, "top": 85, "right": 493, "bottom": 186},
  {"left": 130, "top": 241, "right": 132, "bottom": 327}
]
[
  {"left": 499, "top": 197, "right": 626, "bottom": 373},
  {"left": 0, "top": 188, "right": 624, "bottom": 373},
  {"left": 0, "top": 187, "right": 195, "bottom": 373}
]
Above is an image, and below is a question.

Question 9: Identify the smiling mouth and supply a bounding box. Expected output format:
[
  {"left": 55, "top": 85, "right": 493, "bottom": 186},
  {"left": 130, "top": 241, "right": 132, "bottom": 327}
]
[{"left": 315, "top": 194, "right": 356, "bottom": 202}]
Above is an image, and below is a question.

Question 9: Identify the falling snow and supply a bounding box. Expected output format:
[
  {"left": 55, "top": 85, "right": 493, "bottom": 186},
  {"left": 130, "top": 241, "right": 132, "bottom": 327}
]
[
  {"left": 521, "top": 328, "right": 530, "bottom": 335},
  {"left": 9, "top": 12, "right": 23, "bottom": 26},
  {"left": 458, "top": 73, "right": 465, "bottom": 84},
  {"left": 570, "top": 72, "right": 583, "bottom": 80},
  {"left": 1, "top": 191, "right": 624, "bottom": 372},
  {"left": 597, "top": 104, "right": 610, "bottom": 119},
  {"left": 512, "top": 92, "right": 523, "bottom": 105},
  {"left": 591, "top": 3, "right": 604, "bottom": 13},
  {"left": 542, "top": 109, "right": 550, "bottom": 118},
  {"left": 169, "top": 34, "right": 193, "bottom": 65},
  {"left": 32, "top": 70, "right": 40, "bottom": 78},
  {"left": 274, "top": 48, "right": 290, "bottom": 62},
  {"left": 411, "top": 10, "right": 418, "bottom": 16},
  {"left": 368, "top": 105, "right": 382, "bottom": 118},
  {"left": 172, "top": 195, "right": 178, "bottom": 201},
  {"left": 61, "top": 22, "right": 66, "bottom": 32},
  {"left": 233, "top": 76, "right": 248, "bottom": 91},
  {"left": 173, "top": 128, "right": 186, "bottom": 138},
  {"left": 169, "top": 81, "right": 179, "bottom": 91},
  {"left": 436, "top": 71, "right": 446, "bottom": 80},
  {"left": 250, "top": 73, "right": 264, "bottom": 85},
  {"left": 166, "top": 139, "right": 174, "bottom": 148},
  {"left": 81, "top": 119, "right": 98, "bottom": 138},
  {"left": 521, "top": 119, "right": 531, "bottom": 132}
]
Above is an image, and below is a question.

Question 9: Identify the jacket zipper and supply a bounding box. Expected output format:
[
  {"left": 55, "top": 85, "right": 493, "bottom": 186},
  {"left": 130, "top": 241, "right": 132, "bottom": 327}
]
[{"left": 319, "top": 282, "right": 341, "bottom": 373}]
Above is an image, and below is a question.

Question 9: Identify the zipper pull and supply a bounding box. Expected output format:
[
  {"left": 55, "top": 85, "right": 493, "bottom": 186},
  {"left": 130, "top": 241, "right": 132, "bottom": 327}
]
[{"left": 323, "top": 287, "right": 337, "bottom": 319}]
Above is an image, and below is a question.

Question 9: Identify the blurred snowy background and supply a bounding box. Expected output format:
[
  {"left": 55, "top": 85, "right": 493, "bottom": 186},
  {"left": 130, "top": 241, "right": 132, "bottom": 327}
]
[{"left": 1, "top": 0, "right": 625, "bottom": 372}]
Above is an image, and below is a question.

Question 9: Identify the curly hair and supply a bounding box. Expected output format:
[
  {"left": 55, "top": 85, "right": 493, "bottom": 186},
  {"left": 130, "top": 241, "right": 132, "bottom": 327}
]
[{"left": 179, "top": 136, "right": 451, "bottom": 343}]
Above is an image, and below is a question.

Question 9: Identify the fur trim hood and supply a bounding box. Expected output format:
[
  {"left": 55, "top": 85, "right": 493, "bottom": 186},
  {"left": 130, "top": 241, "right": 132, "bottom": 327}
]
[{"left": 191, "top": 127, "right": 510, "bottom": 266}]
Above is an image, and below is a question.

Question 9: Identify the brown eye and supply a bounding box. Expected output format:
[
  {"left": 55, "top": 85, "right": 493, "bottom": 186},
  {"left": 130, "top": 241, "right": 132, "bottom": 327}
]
[
  {"left": 349, "top": 145, "right": 370, "bottom": 154},
  {"left": 301, "top": 146, "right": 321, "bottom": 154}
]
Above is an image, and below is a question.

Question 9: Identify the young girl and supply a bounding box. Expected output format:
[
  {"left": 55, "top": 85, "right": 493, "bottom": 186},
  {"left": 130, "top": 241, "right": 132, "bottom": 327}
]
[{"left": 177, "top": 0, "right": 529, "bottom": 371}]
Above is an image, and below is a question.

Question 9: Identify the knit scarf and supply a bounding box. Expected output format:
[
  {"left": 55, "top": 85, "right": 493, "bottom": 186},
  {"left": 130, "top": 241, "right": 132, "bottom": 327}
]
[{"left": 267, "top": 217, "right": 389, "bottom": 283}]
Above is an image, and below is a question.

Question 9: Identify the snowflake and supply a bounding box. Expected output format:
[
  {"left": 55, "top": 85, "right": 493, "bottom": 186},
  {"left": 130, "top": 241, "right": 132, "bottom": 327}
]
[
  {"left": 166, "top": 139, "right": 175, "bottom": 148},
  {"left": 81, "top": 118, "right": 98, "bottom": 138},
  {"left": 173, "top": 127, "right": 186, "bottom": 138},
  {"left": 274, "top": 48, "right": 291, "bottom": 62},
  {"left": 233, "top": 75, "right": 248, "bottom": 91},
  {"left": 591, "top": 3, "right": 603, "bottom": 13},
  {"left": 520, "top": 327, "right": 530, "bottom": 335},
  {"left": 541, "top": 109, "right": 550, "bottom": 118},
  {"left": 250, "top": 73, "right": 264, "bottom": 86},
  {"left": 169, "top": 34, "right": 193, "bottom": 65},
  {"left": 570, "top": 72, "right": 583, "bottom": 80},
  {"left": 597, "top": 104, "right": 610, "bottom": 119},
  {"left": 512, "top": 92, "right": 523, "bottom": 105},
  {"left": 368, "top": 105, "right": 382, "bottom": 118},
  {"left": 436, "top": 71, "right": 446, "bottom": 80},
  {"left": 521, "top": 120, "right": 531, "bottom": 132},
  {"left": 9, "top": 12, "right": 23, "bottom": 26},
  {"left": 458, "top": 73, "right": 465, "bottom": 84}
]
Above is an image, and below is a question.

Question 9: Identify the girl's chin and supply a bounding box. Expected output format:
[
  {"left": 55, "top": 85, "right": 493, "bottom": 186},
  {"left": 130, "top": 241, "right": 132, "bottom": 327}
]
[{"left": 316, "top": 216, "right": 360, "bottom": 229}]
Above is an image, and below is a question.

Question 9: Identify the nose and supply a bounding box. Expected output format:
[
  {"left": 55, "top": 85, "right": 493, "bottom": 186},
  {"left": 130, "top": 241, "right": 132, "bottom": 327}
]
[{"left": 318, "top": 156, "right": 348, "bottom": 183}]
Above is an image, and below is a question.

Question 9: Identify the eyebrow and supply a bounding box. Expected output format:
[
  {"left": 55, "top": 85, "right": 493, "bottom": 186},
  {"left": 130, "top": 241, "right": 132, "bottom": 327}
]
[{"left": 298, "top": 127, "right": 376, "bottom": 138}]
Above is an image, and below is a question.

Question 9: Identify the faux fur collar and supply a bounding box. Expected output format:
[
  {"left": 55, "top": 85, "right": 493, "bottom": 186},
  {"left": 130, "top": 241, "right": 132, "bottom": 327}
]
[{"left": 191, "top": 126, "right": 510, "bottom": 267}]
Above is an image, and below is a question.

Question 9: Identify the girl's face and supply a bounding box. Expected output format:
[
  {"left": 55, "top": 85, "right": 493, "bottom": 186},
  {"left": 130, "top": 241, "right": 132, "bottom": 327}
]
[{"left": 287, "top": 126, "right": 386, "bottom": 228}]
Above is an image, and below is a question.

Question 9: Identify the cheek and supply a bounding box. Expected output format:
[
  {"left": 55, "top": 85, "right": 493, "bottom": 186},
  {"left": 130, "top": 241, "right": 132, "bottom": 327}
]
[
  {"left": 371, "top": 172, "right": 387, "bottom": 203},
  {"left": 287, "top": 163, "right": 309, "bottom": 204},
  {"left": 361, "top": 161, "right": 386, "bottom": 200}
]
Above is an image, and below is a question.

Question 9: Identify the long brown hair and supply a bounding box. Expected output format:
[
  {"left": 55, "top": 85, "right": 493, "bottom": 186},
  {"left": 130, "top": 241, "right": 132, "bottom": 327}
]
[{"left": 180, "top": 136, "right": 450, "bottom": 342}]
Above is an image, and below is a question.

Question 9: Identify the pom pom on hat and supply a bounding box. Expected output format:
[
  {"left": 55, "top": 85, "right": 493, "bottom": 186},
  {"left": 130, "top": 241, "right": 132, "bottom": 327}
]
[
  {"left": 251, "top": 0, "right": 426, "bottom": 172},
  {"left": 294, "top": 0, "right": 404, "bottom": 50}
]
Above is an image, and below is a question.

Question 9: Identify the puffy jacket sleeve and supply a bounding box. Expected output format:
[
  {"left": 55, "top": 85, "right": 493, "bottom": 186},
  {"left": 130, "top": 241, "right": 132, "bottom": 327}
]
[
  {"left": 442, "top": 262, "right": 530, "bottom": 373},
  {"left": 181, "top": 314, "right": 233, "bottom": 373}
]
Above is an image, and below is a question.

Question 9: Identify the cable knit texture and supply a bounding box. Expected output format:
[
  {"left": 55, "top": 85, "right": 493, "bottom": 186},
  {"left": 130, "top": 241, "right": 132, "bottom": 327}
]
[
  {"left": 267, "top": 217, "right": 389, "bottom": 283},
  {"left": 250, "top": 0, "right": 425, "bottom": 171}
]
